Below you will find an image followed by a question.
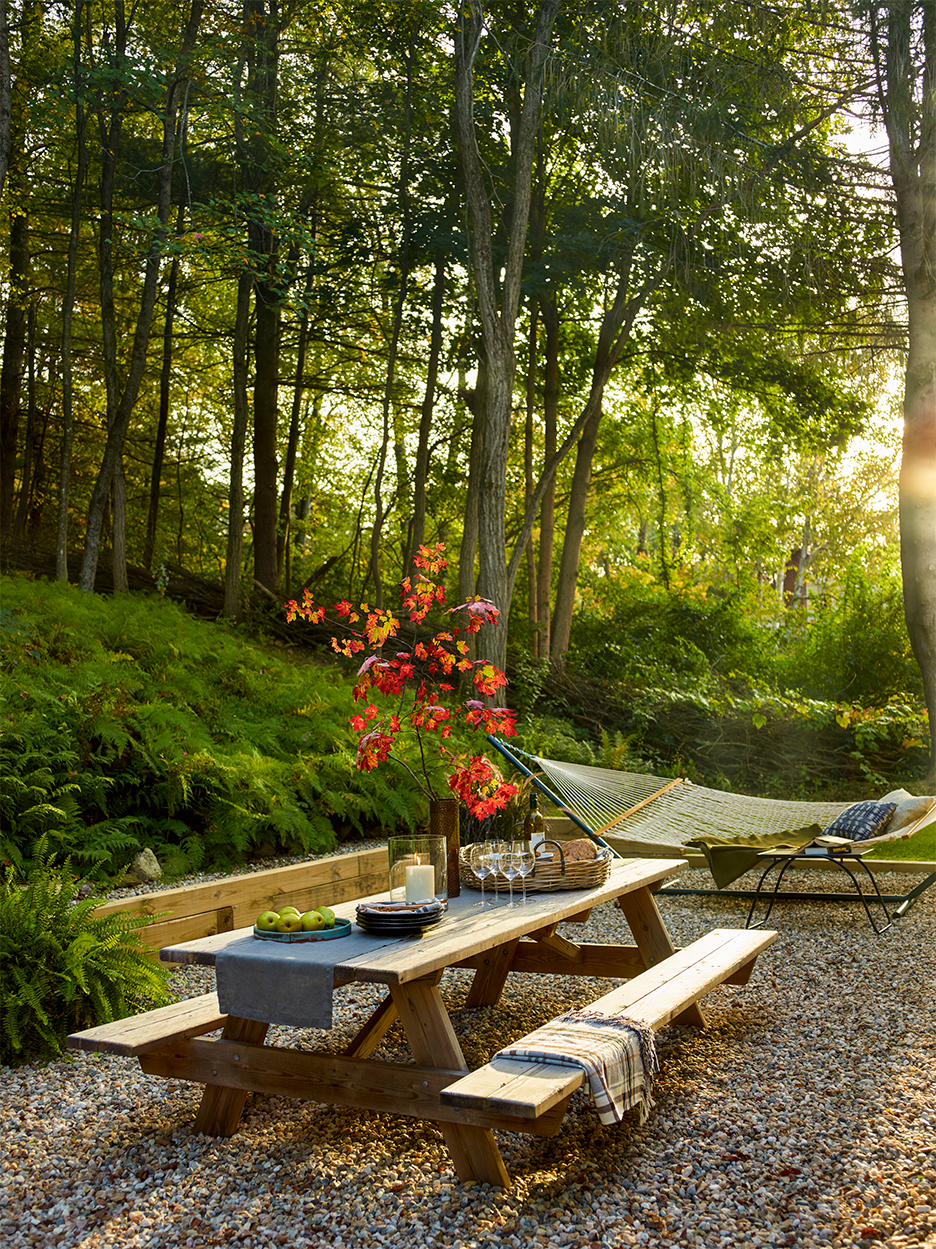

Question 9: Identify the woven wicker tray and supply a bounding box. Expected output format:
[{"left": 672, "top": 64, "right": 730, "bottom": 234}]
[{"left": 459, "top": 843, "right": 612, "bottom": 893}]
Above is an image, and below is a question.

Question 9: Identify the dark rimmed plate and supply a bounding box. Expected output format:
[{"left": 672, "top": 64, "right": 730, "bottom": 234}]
[
  {"left": 356, "top": 912, "right": 445, "bottom": 936},
  {"left": 252, "top": 917, "right": 352, "bottom": 942}
]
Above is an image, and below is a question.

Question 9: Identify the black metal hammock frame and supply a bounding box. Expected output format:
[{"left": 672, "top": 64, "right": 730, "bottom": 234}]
[{"left": 486, "top": 736, "right": 936, "bottom": 919}]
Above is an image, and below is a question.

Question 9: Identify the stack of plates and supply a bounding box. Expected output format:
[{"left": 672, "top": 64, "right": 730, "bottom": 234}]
[{"left": 355, "top": 899, "right": 445, "bottom": 936}]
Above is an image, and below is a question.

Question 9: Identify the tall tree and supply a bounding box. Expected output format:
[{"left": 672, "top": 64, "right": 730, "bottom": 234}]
[
  {"left": 0, "top": 0, "right": 36, "bottom": 536},
  {"left": 244, "top": 0, "right": 282, "bottom": 596},
  {"left": 866, "top": 0, "right": 936, "bottom": 777},
  {"left": 55, "top": 0, "right": 89, "bottom": 582},
  {"left": 78, "top": 0, "right": 204, "bottom": 592},
  {"left": 0, "top": 0, "right": 10, "bottom": 200},
  {"left": 453, "top": 0, "right": 562, "bottom": 666}
]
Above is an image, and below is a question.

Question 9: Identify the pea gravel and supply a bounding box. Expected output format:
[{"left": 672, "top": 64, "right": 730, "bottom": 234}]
[{"left": 3, "top": 859, "right": 934, "bottom": 1249}]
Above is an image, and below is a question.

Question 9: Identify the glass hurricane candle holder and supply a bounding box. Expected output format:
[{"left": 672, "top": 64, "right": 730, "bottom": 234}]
[{"left": 388, "top": 835, "right": 447, "bottom": 905}]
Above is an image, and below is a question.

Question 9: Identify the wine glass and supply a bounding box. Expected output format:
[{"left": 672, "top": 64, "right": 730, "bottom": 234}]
[
  {"left": 501, "top": 842, "right": 521, "bottom": 907},
  {"left": 470, "top": 841, "right": 495, "bottom": 908},
  {"left": 516, "top": 842, "right": 536, "bottom": 905},
  {"left": 491, "top": 839, "right": 509, "bottom": 903}
]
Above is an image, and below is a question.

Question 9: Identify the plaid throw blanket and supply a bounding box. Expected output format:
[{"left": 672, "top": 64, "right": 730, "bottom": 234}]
[{"left": 493, "top": 1009, "right": 660, "bottom": 1125}]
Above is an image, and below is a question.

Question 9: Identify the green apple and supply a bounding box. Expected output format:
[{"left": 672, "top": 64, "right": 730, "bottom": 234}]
[
  {"left": 300, "top": 910, "right": 326, "bottom": 932},
  {"left": 315, "top": 906, "right": 336, "bottom": 928},
  {"left": 277, "top": 906, "right": 301, "bottom": 917},
  {"left": 275, "top": 913, "right": 303, "bottom": 933},
  {"left": 256, "top": 911, "right": 281, "bottom": 931}
]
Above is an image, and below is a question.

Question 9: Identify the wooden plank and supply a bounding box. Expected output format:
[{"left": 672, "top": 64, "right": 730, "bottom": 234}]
[
  {"left": 440, "top": 1057, "right": 583, "bottom": 1118},
  {"left": 587, "top": 929, "right": 777, "bottom": 1029},
  {"left": 530, "top": 931, "right": 583, "bottom": 962},
  {"left": 66, "top": 993, "right": 227, "bottom": 1056},
  {"left": 226, "top": 870, "right": 390, "bottom": 930},
  {"left": 94, "top": 849, "right": 390, "bottom": 921},
  {"left": 502, "top": 941, "right": 647, "bottom": 980},
  {"left": 135, "top": 908, "right": 234, "bottom": 950},
  {"left": 138, "top": 1037, "right": 567, "bottom": 1137},
  {"left": 192, "top": 1016, "right": 269, "bottom": 1136},
  {"left": 617, "top": 886, "right": 707, "bottom": 1028},
  {"left": 343, "top": 994, "right": 398, "bottom": 1060}
]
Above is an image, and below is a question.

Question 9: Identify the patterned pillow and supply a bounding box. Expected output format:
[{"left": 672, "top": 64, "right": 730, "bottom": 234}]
[{"left": 821, "top": 801, "right": 897, "bottom": 843}]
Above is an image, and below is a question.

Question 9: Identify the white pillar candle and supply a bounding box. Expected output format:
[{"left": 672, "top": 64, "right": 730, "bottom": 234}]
[{"left": 405, "top": 862, "right": 435, "bottom": 903}]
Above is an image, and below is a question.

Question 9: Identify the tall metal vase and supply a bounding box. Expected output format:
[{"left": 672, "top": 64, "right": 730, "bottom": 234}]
[{"left": 430, "top": 797, "right": 460, "bottom": 898}]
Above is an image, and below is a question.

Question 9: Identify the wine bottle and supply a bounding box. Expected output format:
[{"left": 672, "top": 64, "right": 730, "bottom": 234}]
[{"left": 524, "top": 792, "right": 546, "bottom": 849}]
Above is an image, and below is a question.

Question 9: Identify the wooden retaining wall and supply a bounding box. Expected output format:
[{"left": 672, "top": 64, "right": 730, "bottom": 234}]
[{"left": 93, "top": 847, "right": 390, "bottom": 951}]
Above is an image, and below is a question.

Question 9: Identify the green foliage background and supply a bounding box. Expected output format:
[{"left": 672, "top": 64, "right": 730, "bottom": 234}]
[{"left": 1, "top": 568, "right": 929, "bottom": 886}]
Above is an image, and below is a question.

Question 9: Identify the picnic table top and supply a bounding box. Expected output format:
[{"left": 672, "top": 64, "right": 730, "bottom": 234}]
[{"left": 159, "top": 855, "right": 688, "bottom": 985}]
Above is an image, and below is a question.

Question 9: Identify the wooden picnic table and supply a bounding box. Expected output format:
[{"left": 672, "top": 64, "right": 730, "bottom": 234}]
[{"left": 70, "top": 857, "right": 777, "bottom": 1188}]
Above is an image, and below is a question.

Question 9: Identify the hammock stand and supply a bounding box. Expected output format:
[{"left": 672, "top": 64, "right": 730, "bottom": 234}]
[{"left": 486, "top": 737, "right": 936, "bottom": 919}]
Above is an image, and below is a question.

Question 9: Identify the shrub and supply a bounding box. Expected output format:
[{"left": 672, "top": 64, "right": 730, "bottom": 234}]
[
  {"left": 772, "top": 563, "right": 922, "bottom": 705},
  {"left": 0, "top": 853, "right": 174, "bottom": 1066},
  {"left": 569, "top": 578, "right": 760, "bottom": 697}
]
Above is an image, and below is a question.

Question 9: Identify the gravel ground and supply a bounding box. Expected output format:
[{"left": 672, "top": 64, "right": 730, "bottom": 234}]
[{"left": 2, "top": 861, "right": 934, "bottom": 1249}]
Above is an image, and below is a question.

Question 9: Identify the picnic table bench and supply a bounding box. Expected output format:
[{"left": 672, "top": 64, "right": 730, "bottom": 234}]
[
  {"left": 68, "top": 858, "right": 777, "bottom": 1188},
  {"left": 441, "top": 926, "right": 774, "bottom": 1119}
]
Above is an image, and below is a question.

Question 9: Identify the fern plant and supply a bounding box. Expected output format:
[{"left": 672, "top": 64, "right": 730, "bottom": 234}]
[
  {"left": 0, "top": 853, "right": 174, "bottom": 1066},
  {"left": 1, "top": 574, "right": 434, "bottom": 877}
]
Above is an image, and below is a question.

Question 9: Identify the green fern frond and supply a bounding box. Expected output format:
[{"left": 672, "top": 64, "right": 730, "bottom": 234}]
[{"left": 0, "top": 853, "right": 174, "bottom": 1066}]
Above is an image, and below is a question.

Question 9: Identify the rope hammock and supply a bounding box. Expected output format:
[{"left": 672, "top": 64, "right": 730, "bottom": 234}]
[
  {"left": 487, "top": 739, "right": 931, "bottom": 856},
  {"left": 531, "top": 757, "right": 853, "bottom": 851}
]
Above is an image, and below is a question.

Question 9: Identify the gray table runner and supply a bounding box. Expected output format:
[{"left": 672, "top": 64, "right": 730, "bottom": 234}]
[{"left": 215, "top": 929, "right": 391, "bottom": 1030}]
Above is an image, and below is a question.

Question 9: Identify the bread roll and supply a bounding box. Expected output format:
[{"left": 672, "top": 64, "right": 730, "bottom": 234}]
[{"left": 561, "top": 838, "right": 598, "bottom": 862}]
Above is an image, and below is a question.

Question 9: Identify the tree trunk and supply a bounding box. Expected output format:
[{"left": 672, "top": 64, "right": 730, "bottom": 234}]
[
  {"left": 24, "top": 393, "right": 48, "bottom": 539},
  {"left": 111, "top": 460, "right": 128, "bottom": 591},
  {"left": 276, "top": 267, "right": 314, "bottom": 592},
  {"left": 453, "top": 0, "right": 561, "bottom": 668},
  {"left": 536, "top": 294, "right": 559, "bottom": 658},
  {"left": 252, "top": 295, "right": 281, "bottom": 593},
  {"left": 0, "top": 0, "right": 11, "bottom": 200},
  {"left": 872, "top": 0, "right": 936, "bottom": 778},
  {"left": 524, "top": 304, "right": 538, "bottom": 640},
  {"left": 12, "top": 301, "right": 37, "bottom": 540},
  {"left": 409, "top": 247, "right": 445, "bottom": 573},
  {"left": 246, "top": 0, "right": 283, "bottom": 597},
  {"left": 369, "top": 25, "right": 415, "bottom": 608},
  {"left": 0, "top": 0, "right": 31, "bottom": 539},
  {"left": 458, "top": 351, "right": 486, "bottom": 607},
  {"left": 143, "top": 205, "right": 184, "bottom": 571},
  {"left": 0, "top": 184, "right": 26, "bottom": 536},
  {"left": 550, "top": 396, "right": 603, "bottom": 661},
  {"left": 277, "top": 56, "right": 326, "bottom": 589},
  {"left": 223, "top": 271, "right": 253, "bottom": 618},
  {"left": 55, "top": 0, "right": 88, "bottom": 582}
]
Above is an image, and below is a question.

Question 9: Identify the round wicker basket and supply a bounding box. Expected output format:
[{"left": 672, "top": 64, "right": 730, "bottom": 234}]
[{"left": 458, "top": 843, "right": 612, "bottom": 893}]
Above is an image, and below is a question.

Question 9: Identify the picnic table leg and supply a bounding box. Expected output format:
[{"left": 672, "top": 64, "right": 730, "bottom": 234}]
[
  {"left": 465, "top": 939, "right": 520, "bottom": 1007},
  {"left": 343, "top": 993, "right": 398, "bottom": 1059},
  {"left": 390, "top": 978, "right": 512, "bottom": 1189},
  {"left": 617, "top": 887, "right": 707, "bottom": 1028},
  {"left": 192, "top": 1015, "right": 269, "bottom": 1136}
]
